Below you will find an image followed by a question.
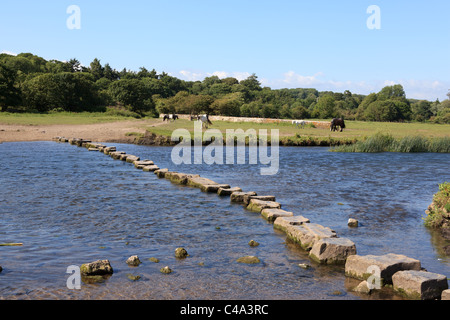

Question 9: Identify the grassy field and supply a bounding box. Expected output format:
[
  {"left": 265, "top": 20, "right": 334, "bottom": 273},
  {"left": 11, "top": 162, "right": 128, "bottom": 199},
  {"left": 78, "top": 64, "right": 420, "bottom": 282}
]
[
  {"left": 1, "top": 112, "right": 449, "bottom": 148},
  {"left": 0, "top": 111, "right": 151, "bottom": 126},
  {"left": 145, "top": 118, "right": 450, "bottom": 145}
]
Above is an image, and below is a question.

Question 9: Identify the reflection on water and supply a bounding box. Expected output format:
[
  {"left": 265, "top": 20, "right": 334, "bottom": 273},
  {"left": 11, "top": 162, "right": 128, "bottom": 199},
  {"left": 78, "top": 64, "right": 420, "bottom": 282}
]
[{"left": 0, "top": 142, "right": 449, "bottom": 300}]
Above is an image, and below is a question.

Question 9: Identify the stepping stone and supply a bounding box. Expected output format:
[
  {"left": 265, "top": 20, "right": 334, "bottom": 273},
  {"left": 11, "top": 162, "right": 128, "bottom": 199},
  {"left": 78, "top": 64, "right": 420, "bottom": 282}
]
[
  {"left": 246, "top": 199, "right": 281, "bottom": 213},
  {"left": 442, "top": 289, "right": 450, "bottom": 300},
  {"left": 273, "top": 216, "right": 310, "bottom": 233},
  {"left": 165, "top": 172, "right": 200, "bottom": 185},
  {"left": 110, "top": 151, "right": 126, "bottom": 159},
  {"left": 282, "top": 223, "right": 337, "bottom": 251},
  {"left": 261, "top": 208, "right": 294, "bottom": 222},
  {"left": 125, "top": 155, "right": 140, "bottom": 163},
  {"left": 392, "top": 270, "right": 448, "bottom": 300},
  {"left": 345, "top": 253, "right": 421, "bottom": 285},
  {"left": 243, "top": 195, "right": 276, "bottom": 205},
  {"left": 186, "top": 176, "right": 218, "bottom": 188},
  {"left": 103, "top": 146, "right": 116, "bottom": 155},
  {"left": 142, "top": 165, "right": 160, "bottom": 172},
  {"left": 200, "top": 184, "right": 231, "bottom": 193},
  {"left": 309, "top": 237, "right": 357, "bottom": 265},
  {"left": 230, "top": 191, "right": 257, "bottom": 203},
  {"left": 134, "top": 160, "right": 154, "bottom": 169},
  {"left": 154, "top": 168, "right": 168, "bottom": 178},
  {"left": 217, "top": 186, "right": 242, "bottom": 196}
]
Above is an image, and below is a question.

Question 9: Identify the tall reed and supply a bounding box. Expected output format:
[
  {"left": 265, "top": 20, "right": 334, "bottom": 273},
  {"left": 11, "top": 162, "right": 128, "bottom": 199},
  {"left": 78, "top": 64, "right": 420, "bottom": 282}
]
[{"left": 331, "top": 133, "right": 450, "bottom": 153}]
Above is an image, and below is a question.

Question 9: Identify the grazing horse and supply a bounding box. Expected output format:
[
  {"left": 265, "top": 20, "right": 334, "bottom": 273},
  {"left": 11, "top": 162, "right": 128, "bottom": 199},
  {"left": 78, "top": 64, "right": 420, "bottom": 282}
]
[
  {"left": 330, "top": 118, "right": 346, "bottom": 132},
  {"left": 163, "top": 114, "right": 178, "bottom": 121},
  {"left": 292, "top": 120, "right": 306, "bottom": 128},
  {"left": 197, "top": 114, "right": 213, "bottom": 128}
]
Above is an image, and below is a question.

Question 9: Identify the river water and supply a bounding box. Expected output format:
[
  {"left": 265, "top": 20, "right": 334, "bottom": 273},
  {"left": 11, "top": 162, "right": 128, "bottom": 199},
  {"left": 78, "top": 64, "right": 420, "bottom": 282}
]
[{"left": 0, "top": 141, "right": 449, "bottom": 300}]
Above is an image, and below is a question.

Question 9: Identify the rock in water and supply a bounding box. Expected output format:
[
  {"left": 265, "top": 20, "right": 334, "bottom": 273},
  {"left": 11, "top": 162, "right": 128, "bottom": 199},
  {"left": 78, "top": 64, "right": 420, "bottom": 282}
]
[
  {"left": 175, "top": 247, "right": 189, "bottom": 259},
  {"left": 80, "top": 259, "right": 113, "bottom": 275},
  {"left": 126, "top": 255, "right": 142, "bottom": 266}
]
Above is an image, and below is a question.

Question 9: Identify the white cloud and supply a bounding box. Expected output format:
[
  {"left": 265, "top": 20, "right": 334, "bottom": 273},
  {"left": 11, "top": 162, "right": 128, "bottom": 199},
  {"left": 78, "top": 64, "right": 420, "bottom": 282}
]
[
  {"left": 1, "top": 50, "right": 17, "bottom": 56},
  {"left": 177, "top": 70, "right": 251, "bottom": 82},
  {"left": 177, "top": 69, "right": 448, "bottom": 101},
  {"left": 264, "top": 71, "right": 449, "bottom": 101}
]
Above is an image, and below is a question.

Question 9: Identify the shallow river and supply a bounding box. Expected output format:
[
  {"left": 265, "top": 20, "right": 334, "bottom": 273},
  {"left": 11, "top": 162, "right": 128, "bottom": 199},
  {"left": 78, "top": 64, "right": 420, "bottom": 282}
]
[{"left": 0, "top": 141, "right": 449, "bottom": 300}]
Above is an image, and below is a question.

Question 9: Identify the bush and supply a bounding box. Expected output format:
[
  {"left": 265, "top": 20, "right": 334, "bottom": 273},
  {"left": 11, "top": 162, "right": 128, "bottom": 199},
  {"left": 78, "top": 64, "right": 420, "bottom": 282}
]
[{"left": 424, "top": 182, "right": 450, "bottom": 229}]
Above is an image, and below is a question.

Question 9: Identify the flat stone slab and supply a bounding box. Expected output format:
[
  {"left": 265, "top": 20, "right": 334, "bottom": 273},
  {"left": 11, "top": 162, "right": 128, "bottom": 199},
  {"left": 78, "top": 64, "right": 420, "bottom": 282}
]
[
  {"left": 103, "top": 146, "right": 116, "bottom": 154},
  {"left": 345, "top": 253, "right": 421, "bottom": 285},
  {"left": 230, "top": 191, "right": 257, "bottom": 203},
  {"left": 392, "top": 270, "right": 448, "bottom": 300},
  {"left": 201, "top": 184, "right": 231, "bottom": 192},
  {"left": 217, "top": 186, "right": 242, "bottom": 196},
  {"left": 273, "top": 216, "right": 310, "bottom": 233},
  {"left": 154, "top": 168, "right": 168, "bottom": 178},
  {"left": 134, "top": 160, "right": 154, "bottom": 169},
  {"left": 125, "top": 155, "right": 140, "bottom": 163},
  {"left": 110, "top": 151, "right": 126, "bottom": 159},
  {"left": 165, "top": 172, "right": 200, "bottom": 185},
  {"left": 243, "top": 195, "right": 276, "bottom": 204},
  {"left": 442, "top": 289, "right": 450, "bottom": 300},
  {"left": 283, "top": 223, "right": 337, "bottom": 251},
  {"left": 309, "top": 237, "right": 357, "bottom": 265},
  {"left": 246, "top": 199, "right": 281, "bottom": 213},
  {"left": 261, "top": 208, "right": 294, "bottom": 222},
  {"left": 142, "top": 165, "right": 160, "bottom": 172},
  {"left": 186, "top": 176, "right": 218, "bottom": 188}
]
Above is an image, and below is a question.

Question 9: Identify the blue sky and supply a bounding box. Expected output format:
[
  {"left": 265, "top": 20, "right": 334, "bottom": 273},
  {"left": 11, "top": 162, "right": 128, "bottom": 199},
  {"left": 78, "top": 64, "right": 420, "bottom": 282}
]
[{"left": 1, "top": 0, "right": 449, "bottom": 100}]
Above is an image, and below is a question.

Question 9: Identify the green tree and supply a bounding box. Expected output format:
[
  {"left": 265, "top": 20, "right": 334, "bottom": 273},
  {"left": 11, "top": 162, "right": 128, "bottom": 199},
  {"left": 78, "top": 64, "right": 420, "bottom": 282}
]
[
  {"left": 312, "top": 94, "right": 336, "bottom": 118},
  {"left": 89, "top": 58, "right": 104, "bottom": 80},
  {"left": 364, "top": 100, "right": 398, "bottom": 121},
  {"left": 108, "top": 79, "right": 155, "bottom": 115},
  {"left": 0, "top": 64, "right": 21, "bottom": 110},
  {"left": 240, "top": 74, "right": 261, "bottom": 92},
  {"left": 21, "top": 72, "right": 100, "bottom": 112},
  {"left": 411, "top": 100, "right": 432, "bottom": 121}
]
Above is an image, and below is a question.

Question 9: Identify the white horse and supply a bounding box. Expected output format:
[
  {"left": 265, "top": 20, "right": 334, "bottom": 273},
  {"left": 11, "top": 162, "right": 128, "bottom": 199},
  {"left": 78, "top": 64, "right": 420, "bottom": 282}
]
[
  {"left": 198, "top": 114, "right": 213, "bottom": 128},
  {"left": 292, "top": 120, "right": 306, "bottom": 128}
]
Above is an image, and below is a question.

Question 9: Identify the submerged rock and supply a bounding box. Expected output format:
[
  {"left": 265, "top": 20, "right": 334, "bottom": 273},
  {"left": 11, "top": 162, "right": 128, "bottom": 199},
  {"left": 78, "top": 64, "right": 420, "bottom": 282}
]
[
  {"left": 80, "top": 259, "right": 113, "bottom": 276},
  {"left": 236, "top": 256, "right": 260, "bottom": 264},
  {"left": 160, "top": 266, "right": 172, "bottom": 274},
  {"left": 248, "top": 239, "right": 260, "bottom": 247},
  {"left": 126, "top": 255, "right": 142, "bottom": 266},
  {"left": 348, "top": 218, "right": 359, "bottom": 227},
  {"left": 175, "top": 247, "right": 189, "bottom": 259}
]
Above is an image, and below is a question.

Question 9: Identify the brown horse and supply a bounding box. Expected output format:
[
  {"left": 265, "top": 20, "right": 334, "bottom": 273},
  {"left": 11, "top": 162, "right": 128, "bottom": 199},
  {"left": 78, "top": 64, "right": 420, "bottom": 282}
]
[{"left": 330, "top": 118, "right": 345, "bottom": 132}]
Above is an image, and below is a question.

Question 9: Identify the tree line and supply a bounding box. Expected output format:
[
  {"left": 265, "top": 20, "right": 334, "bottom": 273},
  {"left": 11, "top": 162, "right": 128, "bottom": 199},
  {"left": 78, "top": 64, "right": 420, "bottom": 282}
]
[{"left": 1, "top": 52, "right": 449, "bottom": 123}]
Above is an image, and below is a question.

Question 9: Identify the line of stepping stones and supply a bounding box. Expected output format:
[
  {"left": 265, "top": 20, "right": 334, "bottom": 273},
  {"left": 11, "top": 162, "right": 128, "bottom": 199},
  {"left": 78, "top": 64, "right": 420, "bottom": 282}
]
[{"left": 53, "top": 137, "right": 450, "bottom": 300}]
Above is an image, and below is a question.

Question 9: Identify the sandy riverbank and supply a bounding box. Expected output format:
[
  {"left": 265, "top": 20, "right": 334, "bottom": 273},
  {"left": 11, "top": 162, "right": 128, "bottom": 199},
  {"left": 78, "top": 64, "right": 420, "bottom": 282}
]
[{"left": 0, "top": 119, "right": 155, "bottom": 144}]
